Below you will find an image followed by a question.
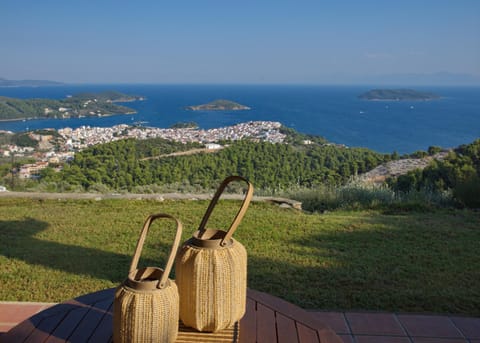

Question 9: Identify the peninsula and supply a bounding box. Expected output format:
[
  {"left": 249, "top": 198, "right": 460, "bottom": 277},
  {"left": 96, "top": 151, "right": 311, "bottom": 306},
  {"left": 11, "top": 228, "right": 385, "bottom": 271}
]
[
  {"left": 0, "top": 91, "right": 144, "bottom": 121},
  {"left": 358, "top": 89, "right": 440, "bottom": 101},
  {"left": 186, "top": 99, "right": 251, "bottom": 111},
  {"left": 0, "top": 77, "right": 65, "bottom": 87}
]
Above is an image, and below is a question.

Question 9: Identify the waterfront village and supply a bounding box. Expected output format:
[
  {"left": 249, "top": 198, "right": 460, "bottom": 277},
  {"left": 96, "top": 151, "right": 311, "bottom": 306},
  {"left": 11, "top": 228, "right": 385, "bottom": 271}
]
[{"left": 1, "top": 121, "right": 288, "bottom": 180}]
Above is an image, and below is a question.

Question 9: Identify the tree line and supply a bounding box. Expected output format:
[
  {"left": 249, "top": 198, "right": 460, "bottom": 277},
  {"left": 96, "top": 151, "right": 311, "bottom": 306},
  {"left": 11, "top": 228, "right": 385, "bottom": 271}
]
[{"left": 41, "top": 138, "right": 389, "bottom": 192}]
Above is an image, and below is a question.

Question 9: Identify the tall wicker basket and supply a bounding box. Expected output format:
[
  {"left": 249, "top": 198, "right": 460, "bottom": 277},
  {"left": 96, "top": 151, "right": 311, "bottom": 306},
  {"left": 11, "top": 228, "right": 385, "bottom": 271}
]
[
  {"left": 113, "top": 213, "right": 183, "bottom": 343},
  {"left": 175, "top": 176, "right": 254, "bottom": 332}
]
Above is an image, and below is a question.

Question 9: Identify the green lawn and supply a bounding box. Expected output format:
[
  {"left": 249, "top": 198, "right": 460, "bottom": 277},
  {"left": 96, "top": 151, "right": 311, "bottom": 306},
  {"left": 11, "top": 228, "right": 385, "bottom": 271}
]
[{"left": 0, "top": 198, "right": 479, "bottom": 316}]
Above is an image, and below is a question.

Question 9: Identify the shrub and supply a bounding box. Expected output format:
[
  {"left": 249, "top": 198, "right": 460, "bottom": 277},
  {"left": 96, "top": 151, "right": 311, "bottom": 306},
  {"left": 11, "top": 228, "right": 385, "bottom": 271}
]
[
  {"left": 292, "top": 186, "right": 341, "bottom": 212},
  {"left": 88, "top": 183, "right": 111, "bottom": 194},
  {"left": 453, "top": 176, "right": 480, "bottom": 208},
  {"left": 291, "top": 184, "right": 454, "bottom": 212},
  {"left": 26, "top": 181, "right": 85, "bottom": 193}
]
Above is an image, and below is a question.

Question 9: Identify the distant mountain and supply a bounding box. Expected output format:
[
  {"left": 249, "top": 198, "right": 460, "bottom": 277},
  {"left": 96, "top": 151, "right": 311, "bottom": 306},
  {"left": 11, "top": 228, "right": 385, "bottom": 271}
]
[
  {"left": 186, "top": 99, "right": 251, "bottom": 111},
  {"left": 0, "top": 78, "right": 65, "bottom": 87},
  {"left": 359, "top": 89, "right": 441, "bottom": 101}
]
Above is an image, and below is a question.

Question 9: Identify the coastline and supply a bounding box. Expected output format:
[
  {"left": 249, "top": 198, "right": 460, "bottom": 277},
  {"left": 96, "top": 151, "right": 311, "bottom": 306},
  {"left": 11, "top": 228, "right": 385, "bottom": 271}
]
[
  {"left": 111, "top": 97, "right": 145, "bottom": 103},
  {"left": 0, "top": 117, "right": 34, "bottom": 123},
  {"left": 1, "top": 85, "right": 478, "bottom": 154},
  {"left": 0, "top": 112, "right": 136, "bottom": 124}
]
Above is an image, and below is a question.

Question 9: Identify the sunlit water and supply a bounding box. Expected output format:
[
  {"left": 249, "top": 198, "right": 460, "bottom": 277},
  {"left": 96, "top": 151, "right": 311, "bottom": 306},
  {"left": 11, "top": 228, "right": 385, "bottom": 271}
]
[{"left": 1, "top": 84, "right": 479, "bottom": 154}]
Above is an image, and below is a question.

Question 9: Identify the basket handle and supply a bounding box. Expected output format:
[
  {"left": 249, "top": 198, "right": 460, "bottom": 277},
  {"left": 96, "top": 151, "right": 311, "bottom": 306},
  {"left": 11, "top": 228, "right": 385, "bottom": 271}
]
[
  {"left": 128, "top": 213, "right": 183, "bottom": 289},
  {"left": 198, "top": 175, "right": 254, "bottom": 247}
]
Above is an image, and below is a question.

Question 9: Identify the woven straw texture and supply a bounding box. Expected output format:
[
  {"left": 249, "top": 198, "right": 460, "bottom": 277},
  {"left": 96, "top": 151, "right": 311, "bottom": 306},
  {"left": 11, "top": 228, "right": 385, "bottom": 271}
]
[
  {"left": 176, "top": 321, "right": 239, "bottom": 342},
  {"left": 175, "top": 239, "right": 247, "bottom": 332},
  {"left": 113, "top": 281, "right": 179, "bottom": 343},
  {"left": 113, "top": 213, "right": 183, "bottom": 343}
]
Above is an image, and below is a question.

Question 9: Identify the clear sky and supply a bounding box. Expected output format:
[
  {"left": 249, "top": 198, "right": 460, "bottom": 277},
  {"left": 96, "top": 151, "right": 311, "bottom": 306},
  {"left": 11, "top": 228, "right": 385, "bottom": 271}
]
[{"left": 1, "top": 0, "right": 479, "bottom": 84}]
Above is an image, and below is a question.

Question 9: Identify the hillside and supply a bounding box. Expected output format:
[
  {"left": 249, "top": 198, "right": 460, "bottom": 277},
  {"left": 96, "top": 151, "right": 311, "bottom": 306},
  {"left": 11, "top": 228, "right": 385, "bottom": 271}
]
[
  {"left": 0, "top": 91, "right": 143, "bottom": 120},
  {"left": 40, "top": 137, "right": 387, "bottom": 192},
  {"left": 357, "top": 152, "right": 449, "bottom": 185}
]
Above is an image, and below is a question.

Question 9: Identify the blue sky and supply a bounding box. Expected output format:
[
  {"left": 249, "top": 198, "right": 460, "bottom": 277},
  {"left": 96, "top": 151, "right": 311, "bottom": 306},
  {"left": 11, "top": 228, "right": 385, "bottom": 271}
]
[{"left": 1, "top": 1, "right": 479, "bottom": 84}]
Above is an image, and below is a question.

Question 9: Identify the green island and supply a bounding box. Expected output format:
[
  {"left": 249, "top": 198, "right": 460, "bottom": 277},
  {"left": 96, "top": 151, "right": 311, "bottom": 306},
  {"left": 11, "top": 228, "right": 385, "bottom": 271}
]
[
  {"left": 0, "top": 91, "right": 145, "bottom": 121},
  {"left": 359, "top": 89, "right": 440, "bottom": 101},
  {"left": 186, "top": 99, "right": 251, "bottom": 111}
]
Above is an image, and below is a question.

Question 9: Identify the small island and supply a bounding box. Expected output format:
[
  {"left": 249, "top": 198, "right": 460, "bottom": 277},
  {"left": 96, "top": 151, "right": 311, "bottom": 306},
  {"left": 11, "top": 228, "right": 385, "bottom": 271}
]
[
  {"left": 358, "top": 89, "right": 440, "bottom": 101},
  {"left": 0, "top": 91, "right": 145, "bottom": 121},
  {"left": 186, "top": 99, "right": 251, "bottom": 111}
]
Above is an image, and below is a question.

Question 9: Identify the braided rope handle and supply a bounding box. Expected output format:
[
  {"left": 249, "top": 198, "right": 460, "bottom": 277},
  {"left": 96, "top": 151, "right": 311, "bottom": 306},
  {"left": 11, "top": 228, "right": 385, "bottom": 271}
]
[
  {"left": 128, "top": 213, "right": 183, "bottom": 289},
  {"left": 198, "top": 176, "right": 254, "bottom": 247}
]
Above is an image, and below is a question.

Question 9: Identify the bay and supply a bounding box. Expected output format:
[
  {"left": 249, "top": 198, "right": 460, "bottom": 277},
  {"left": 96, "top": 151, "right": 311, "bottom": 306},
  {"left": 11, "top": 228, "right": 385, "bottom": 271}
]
[{"left": 0, "top": 84, "right": 478, "bottom": 154}]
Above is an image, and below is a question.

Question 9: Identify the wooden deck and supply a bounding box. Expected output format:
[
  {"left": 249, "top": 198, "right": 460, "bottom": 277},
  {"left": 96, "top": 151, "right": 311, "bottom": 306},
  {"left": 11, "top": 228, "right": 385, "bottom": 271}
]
[{"left": 1, "top": 288, "right": 341, "bottom": 342}]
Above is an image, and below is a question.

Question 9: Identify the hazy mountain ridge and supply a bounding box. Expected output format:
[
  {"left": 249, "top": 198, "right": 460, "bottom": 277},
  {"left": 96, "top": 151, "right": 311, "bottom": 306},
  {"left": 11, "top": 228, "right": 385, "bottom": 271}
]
[{"left": 0, "top": 78, "right": 65, "bottom": 87}]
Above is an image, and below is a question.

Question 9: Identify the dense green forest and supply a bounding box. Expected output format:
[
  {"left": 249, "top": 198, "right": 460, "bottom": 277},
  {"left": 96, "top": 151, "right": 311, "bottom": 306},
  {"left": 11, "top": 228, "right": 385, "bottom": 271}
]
[
  {"left": 0, "top": 91, "right": 141, "bottom": 120},
  {"left": 40, "top": 138, "right": 389, "bottom": 192}
]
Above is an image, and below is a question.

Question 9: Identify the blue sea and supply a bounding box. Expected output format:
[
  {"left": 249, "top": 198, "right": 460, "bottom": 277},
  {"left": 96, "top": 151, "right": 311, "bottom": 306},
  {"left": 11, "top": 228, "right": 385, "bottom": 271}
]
[{"left": 0, "top": 84, "right": 479, "bottom": 154}]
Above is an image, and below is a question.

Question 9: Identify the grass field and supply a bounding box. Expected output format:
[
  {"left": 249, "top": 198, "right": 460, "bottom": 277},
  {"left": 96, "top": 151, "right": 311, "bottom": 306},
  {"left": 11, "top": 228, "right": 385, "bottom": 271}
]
[{"left": 0, "top": 197, "right": 479, "bottom": 316}]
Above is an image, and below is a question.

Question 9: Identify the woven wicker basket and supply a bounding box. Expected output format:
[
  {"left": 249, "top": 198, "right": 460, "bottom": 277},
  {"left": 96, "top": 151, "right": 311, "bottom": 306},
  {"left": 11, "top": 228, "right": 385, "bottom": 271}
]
[
  {"left": 175, "top": 176, "right": 253, "bottom": 332},
  {"left": 113, "top": 214, "right": 183, "bottom": 343}
]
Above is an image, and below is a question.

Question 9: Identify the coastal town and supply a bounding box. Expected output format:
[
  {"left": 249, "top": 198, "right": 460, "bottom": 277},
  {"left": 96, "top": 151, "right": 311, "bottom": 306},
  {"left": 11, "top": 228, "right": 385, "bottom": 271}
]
[
  {"left": 57, "top": 120, "right": 286, "bottom": 149},
  {"left": 1, "top": 121, "right": 286, "bottom": 180}
]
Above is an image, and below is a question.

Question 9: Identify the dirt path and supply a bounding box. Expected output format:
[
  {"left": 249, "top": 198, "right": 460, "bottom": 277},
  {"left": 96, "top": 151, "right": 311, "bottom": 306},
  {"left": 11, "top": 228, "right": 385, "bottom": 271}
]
[
  {"left": 140, "top": 147, "right": 222, "bottom": 161},
  {"left": 0, "top": 191, "right": 302, "bottom": 209}
]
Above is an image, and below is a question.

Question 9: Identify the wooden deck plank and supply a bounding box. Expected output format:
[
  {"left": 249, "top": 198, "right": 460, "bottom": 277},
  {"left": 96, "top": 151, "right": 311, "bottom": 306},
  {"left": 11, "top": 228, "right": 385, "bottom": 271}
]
[
  {"left": 2, "top": 316, "right": 42, "bottom": 343},
  {"left": 66, "top": 298, "right": 112, "bottom": 342},
  {"left": 1, "top": 301, "right": 81, "bottom": 342},
  {"left": 276, "top": 312, "right": 299, "bottom": 343},
  {"left": 2, "top": 288, "right": 342, "bottom": 343},
  {"left": 297, "top": 322, "right": 320, "bottom": 343},
  {"left": 239, "top": 297, "right": 256, "bottom": 343},
  {"left": 317, "top": 328, "right": 343, "bottom": 343},
  {"left": 248, "top": 289, "right": 322, "bottom": 330},
  {"left": 44, "top": 304, "right": 90, "bottom": 342},
  {"left": 87, "top": 304, "right": 113, "bottom": 342},
  {"left": 256, "top": 303, "right": 277, "bottom": 343},
  {"left": 248, "top": 289, "right": 342, "bottom": 343},
  {"left": 24, "top": 311, "right": 67, "bottom": 343}
]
